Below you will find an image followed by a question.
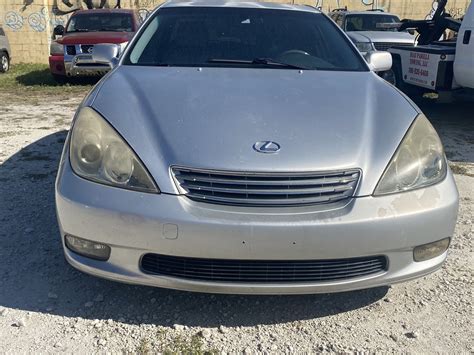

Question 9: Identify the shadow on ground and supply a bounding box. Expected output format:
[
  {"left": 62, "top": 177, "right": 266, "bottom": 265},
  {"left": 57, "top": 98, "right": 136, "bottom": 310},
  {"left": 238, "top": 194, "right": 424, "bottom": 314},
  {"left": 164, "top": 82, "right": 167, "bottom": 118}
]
[
  {"left": 0, "top": 131, "right": 388, "bottom": 327},
  {"left": 16, "top": 69, "right": 100, "bottom": 86},
  {"left": 16, "top": 69, "right": 100, "bottom": 87}
]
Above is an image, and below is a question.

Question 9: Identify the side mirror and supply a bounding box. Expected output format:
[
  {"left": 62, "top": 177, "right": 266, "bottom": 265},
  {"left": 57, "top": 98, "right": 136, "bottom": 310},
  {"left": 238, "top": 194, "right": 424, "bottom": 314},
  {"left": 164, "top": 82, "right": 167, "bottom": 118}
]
[
  {"left": 91, "top": 43, "right": 120, "bottom": 68},
  {"left": 408, "top": 29, "right": 416, "bottom": 35},
  {"left": 53, "top": 25, "right": 64, "bottom": 37},
  {"left": 365, "top": 51, "right": 392, "bottom": 72}
]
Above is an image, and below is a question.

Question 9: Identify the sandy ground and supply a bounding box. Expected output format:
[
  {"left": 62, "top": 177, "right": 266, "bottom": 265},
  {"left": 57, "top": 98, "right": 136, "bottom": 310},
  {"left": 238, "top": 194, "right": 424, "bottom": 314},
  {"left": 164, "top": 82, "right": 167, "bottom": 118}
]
[{"left": 0, "top": 91, "right": 472, "bottom": 353}]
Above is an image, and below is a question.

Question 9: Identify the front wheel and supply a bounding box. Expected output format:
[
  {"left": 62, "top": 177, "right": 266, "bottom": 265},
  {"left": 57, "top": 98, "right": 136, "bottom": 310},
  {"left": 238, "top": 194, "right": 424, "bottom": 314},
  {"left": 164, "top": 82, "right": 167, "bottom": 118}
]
[{"left": 0, "top": 52, "right": 10, "bottom": 73}]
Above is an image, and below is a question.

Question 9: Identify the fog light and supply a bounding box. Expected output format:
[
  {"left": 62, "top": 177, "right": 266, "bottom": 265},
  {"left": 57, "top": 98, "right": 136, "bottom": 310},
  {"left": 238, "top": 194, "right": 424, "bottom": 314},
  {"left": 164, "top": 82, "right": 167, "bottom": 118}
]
[
  {"left": 413, "top": 238, "right": 450, "bottom": 262},
  {"left": 65, "top": 235, "right": 111, "bottom": 261}
]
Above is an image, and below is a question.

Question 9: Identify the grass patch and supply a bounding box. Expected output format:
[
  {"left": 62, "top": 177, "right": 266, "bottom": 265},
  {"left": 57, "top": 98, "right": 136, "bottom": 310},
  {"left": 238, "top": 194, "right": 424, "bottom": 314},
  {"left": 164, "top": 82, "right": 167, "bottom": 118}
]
[
  {"left": 135, "top": 330, "right": 218, "bottom": 355},
  {"left": 162, "top": 334, "right": 215, "bottom": 354},
  {"left": 0, "top": 63, "right": 94, "bottom": 95},
  {"left": 450, "top": 163, "right": 474, "bottom": 177},
  {"left": 137, "top": 338, "right": 153, "bottom": 355}
]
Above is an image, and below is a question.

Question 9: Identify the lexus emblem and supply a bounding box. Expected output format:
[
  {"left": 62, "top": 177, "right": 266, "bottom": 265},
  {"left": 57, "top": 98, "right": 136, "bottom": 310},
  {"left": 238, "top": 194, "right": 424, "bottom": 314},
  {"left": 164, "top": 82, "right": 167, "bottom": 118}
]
[{"left": 253, "top": 141, "right": 281, "bottom": 154}]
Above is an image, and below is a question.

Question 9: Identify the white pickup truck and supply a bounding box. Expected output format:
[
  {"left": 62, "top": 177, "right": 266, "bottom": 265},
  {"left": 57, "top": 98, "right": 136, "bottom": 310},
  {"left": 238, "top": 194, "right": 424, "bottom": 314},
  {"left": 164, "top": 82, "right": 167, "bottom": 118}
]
[{"left": 388, "top": 0, "right": 473, "bottom": 95}]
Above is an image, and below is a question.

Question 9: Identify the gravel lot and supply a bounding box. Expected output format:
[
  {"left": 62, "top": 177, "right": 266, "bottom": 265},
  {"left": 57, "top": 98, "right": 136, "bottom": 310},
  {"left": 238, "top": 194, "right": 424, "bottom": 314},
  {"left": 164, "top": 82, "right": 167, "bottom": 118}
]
[{"left": 0, "top": 90, "right": 472, "bottom": 353}]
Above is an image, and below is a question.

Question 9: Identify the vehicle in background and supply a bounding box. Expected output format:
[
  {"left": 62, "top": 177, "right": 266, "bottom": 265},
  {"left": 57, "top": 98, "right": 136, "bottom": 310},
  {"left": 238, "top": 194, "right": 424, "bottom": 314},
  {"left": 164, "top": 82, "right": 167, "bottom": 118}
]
[
  {"left": 49, "top": 9, "right": 142, "bottom": 81},
  {"left": 329, "top": 9, "right": 416, "bottom": 51},
  {"left": 329, "top": 9, "right": 416, "bottom": 83},
  {"left": 0, "top": 25, "right": 11, "bottom": 73},
  {"left": 389, "top": 0, "right": 473, "bottom": 96}
]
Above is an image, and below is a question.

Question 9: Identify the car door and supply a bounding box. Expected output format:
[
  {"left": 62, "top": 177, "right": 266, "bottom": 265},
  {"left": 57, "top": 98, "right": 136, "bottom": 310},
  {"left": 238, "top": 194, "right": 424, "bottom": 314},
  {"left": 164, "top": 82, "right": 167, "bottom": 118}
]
[{"left": 453, "top": 3, "right": 474, "bottom": 89}]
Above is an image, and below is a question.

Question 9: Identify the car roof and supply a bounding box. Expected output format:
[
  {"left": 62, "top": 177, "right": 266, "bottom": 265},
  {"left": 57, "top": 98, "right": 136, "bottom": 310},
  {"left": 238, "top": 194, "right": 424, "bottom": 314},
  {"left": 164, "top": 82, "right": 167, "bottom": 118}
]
[
  {"left": 331, "top": 10, "right": 398, "bottom": 16},
  {"left": 72, "top": 9, "right": 136, "bottom": 15},
  {"left": 161, "top": 0, "right": 320, "bottom": 13}
]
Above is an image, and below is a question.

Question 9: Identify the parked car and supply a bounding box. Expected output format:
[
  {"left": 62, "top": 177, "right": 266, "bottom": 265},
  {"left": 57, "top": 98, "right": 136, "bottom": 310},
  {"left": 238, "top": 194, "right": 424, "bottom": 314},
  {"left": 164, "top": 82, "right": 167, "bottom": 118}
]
[
  {"left": 329, "top": 9, "right": 416, "bottom": 50},
  {"left": 329, "top": 9, "right": 416, "bottom": 83},
  {"left": 49, "top": 9, "right": 141, "bottom": 81},
  {"left": 0, "top": 25, "right": 11, "bottom": 73},
  {"left": 56, "top": 1, "right": 458, "bottom": 295}
]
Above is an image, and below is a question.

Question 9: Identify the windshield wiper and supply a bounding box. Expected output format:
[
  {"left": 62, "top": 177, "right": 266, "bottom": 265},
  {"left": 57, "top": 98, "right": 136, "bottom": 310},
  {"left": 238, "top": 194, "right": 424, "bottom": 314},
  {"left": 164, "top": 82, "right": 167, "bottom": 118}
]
[
  {"left": 72, "top": 28, "right": 89, "bottom": 32},
  {"left": 208, "top": 58, "right": 307, "bottom": 70},
  {"left": 253, "top": 57, "right": 307, "bottom": 70}
]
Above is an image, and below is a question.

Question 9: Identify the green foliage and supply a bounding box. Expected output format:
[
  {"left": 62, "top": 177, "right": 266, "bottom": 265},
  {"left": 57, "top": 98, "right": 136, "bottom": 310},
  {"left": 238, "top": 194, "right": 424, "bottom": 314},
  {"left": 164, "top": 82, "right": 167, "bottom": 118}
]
[
  {"left": 0, "top": 63, "right": 93, "bottom": 95},
  {"left": 135, "top": 330, "right": 219, "bottom": 355}
]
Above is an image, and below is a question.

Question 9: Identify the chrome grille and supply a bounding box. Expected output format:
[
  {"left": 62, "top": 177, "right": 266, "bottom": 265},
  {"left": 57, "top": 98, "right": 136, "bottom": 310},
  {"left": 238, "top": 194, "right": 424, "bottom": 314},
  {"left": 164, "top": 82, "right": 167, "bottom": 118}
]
[
  {"left": 172, "top": 167, "right": 360, "bottom": 207},
  {"left": 374, "top": 42, "right": 413, "bottom": 51},
  {"left": 66, "top": 45, "right": 76, "bottom": 55},
  {"left": 141, "top": 254, "right": 388, "bottom": 283},
  {"left": 81, "top": 44, "right": 94, "bottom": 53}
]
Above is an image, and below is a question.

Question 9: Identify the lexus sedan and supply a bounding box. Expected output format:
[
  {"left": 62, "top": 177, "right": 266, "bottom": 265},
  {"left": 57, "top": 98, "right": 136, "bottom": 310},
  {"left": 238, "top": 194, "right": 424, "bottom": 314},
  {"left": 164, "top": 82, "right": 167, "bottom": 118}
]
[{"left": 55, "top": 0, "right": 459, "bottom": 294}]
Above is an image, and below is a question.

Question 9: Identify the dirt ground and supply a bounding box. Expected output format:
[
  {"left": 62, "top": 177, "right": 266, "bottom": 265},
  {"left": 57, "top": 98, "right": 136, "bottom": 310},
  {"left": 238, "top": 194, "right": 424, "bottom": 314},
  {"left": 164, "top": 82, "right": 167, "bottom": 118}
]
[{"left": 0, "top": 90, "right": 472, "bottom": 353}]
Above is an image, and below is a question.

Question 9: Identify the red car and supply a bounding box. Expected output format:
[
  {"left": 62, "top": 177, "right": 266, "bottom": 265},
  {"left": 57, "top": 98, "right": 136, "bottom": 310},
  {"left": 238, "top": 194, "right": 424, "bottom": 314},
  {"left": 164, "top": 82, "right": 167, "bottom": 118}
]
[{"left": 49, "top": 9, "right": 141, "bottom": 81}]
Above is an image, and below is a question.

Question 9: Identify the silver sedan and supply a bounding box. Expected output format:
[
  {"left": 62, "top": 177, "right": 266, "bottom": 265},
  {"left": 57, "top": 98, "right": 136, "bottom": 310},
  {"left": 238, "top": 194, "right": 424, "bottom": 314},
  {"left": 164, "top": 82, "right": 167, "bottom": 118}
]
[{"left": 55, "top": 0, "right": 458, "bottom": 294}]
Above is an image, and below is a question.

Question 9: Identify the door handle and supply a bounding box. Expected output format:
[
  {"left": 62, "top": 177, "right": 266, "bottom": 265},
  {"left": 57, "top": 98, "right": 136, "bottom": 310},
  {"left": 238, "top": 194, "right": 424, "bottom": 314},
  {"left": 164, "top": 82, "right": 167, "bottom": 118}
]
[{"left": 463, "top": 30, "right": 471, "bottom": 45}]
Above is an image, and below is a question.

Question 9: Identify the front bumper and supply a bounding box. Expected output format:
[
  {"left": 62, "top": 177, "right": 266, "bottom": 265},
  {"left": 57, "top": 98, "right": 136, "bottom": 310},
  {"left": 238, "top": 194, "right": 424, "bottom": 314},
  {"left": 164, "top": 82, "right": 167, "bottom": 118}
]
[
  {"left": 65, "top": 55, "right": 112, "bottom": 77},
  {"left": 49, "top": 54, "right": 111, "bottom": 77},
  {"left": 56, "top": 159, "right": 459, "bottom": 294}
]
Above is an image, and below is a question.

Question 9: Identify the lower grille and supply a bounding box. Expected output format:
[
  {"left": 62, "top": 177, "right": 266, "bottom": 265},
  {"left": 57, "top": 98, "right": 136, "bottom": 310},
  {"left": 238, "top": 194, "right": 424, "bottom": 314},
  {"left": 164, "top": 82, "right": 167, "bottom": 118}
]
[
  {"left": 141, "top": 254, "right": 388, "bottom": 283},
  {"left": 374, "top": 42, "right": 413, "bottom": 51},
  {"left": 74, "top": 63, "right": 109, "bottom": 68},
  {"left": 172, "top": 167, "right": 360, "bottom": 207},
  {"left": 66, "top": 45, "right": 76, "bottom": 55}
]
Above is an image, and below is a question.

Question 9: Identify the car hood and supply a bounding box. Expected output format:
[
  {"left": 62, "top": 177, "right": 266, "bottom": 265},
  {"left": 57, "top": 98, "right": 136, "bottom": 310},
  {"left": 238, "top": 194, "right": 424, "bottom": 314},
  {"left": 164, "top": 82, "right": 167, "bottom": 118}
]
[
  {"left": 346, "top": 32, "right": 372, "bottom": 43},
  {"left": 91, "top": 66, "right": 419, "bottom": 195},
  {"left": 347, "top": 31, "right": 416, "bottom": 44},
  {"left": 59, "top": 32, "right": 133, "bottom": 45}
]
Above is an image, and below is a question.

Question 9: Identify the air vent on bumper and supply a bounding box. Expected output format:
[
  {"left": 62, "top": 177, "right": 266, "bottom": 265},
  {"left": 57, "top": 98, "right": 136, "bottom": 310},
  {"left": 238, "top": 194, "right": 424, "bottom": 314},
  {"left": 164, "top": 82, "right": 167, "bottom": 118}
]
[{"left": 141, "top": 254, "right": 388, "bottom": 283}]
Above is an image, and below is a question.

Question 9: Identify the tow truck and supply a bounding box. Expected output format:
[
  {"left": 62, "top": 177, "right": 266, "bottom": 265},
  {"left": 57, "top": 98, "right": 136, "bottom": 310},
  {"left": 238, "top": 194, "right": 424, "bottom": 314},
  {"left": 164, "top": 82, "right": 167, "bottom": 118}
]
[{"left": 388, "top": 0, "right": 473, "bottom": 98}]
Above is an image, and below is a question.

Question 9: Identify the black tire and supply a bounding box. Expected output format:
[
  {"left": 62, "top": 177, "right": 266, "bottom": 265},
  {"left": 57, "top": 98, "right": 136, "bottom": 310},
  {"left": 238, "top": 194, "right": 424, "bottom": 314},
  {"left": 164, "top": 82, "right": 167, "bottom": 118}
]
[{"left": 0, "top": 52, "right": 9, "bottom": 73}]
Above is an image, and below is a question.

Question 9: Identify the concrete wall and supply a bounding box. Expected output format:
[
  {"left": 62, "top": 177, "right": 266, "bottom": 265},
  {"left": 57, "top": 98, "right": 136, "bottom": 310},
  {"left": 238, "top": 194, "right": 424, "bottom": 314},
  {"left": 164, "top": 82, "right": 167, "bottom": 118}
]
[{"left": 0, "top": 0, "right": 470, "bottom": 64}]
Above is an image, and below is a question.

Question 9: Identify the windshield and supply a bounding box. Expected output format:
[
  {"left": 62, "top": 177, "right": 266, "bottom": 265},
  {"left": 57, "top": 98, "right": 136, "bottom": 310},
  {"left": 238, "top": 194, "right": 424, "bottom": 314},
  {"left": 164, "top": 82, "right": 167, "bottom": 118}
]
[
  {"left": 125, "top": 7, "right": 367, "bottom": 71},
  {"left": 345, "top": 14, "right": 401, "bottom": 32},
  {"left": 66, "top": 13, "right": 133, "bottom": 33}
]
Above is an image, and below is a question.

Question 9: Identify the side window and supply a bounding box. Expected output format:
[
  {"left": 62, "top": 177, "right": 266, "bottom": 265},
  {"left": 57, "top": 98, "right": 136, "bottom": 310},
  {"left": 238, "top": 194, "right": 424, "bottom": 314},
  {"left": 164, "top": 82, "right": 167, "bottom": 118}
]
[{"left": 346, "top": 16, "right": 363, "bottom": 31}]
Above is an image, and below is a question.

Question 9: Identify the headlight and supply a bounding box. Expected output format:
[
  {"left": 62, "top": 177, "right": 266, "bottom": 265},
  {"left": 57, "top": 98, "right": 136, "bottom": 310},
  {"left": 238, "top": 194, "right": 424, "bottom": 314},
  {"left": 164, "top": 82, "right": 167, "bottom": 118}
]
[
  {"left": 355, "top": 42, "right": 374, "bottom": 52},
  {"left": 50, "top": 41, "right": 64, "bottom": 56},
  {"left": 374, "top": 114, "right": 447, "bottom": 195},
  {"left": 70, "top": 107, "right": 159, "bottom": 193}
]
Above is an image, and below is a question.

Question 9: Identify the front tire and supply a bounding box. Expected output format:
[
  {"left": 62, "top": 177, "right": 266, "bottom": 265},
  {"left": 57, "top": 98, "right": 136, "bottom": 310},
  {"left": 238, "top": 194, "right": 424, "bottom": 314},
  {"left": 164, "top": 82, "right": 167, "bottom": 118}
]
[{"left": 0, "top": 52, "right": 9, "bottom": 73}]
